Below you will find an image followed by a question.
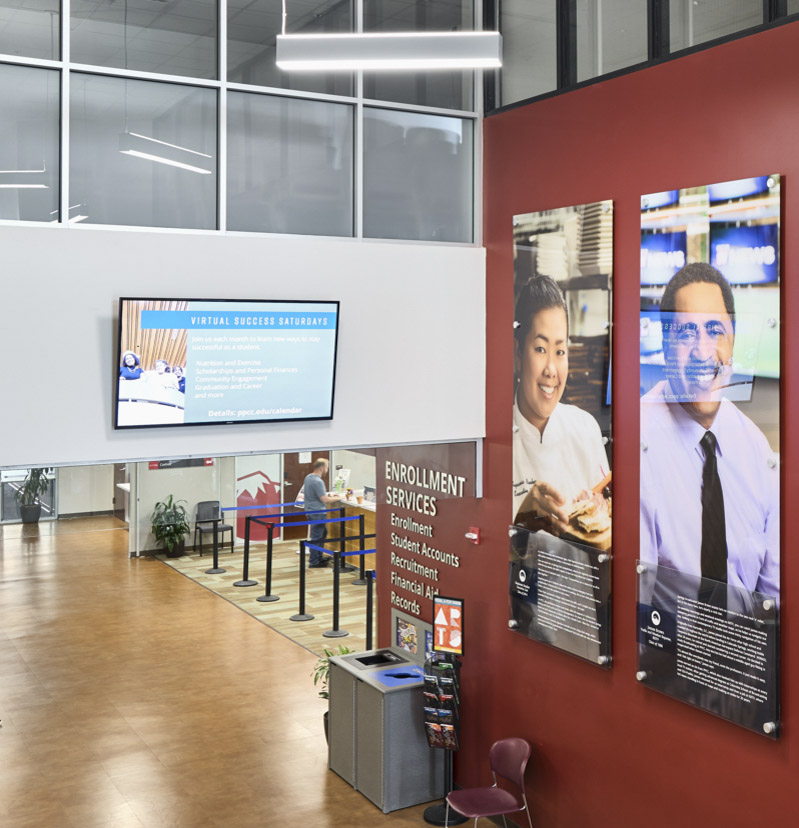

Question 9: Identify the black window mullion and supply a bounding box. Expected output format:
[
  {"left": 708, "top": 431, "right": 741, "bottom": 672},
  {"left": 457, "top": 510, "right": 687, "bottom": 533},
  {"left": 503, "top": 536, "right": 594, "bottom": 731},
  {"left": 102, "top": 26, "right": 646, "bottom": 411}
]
[
  {"left": 556, "top": 0, "right": 577, "bottom": 89},
  {"left": 764, "top": 1, "right": 788, "bottom": 22},
  {"left": 648, "top": 0, "right": 670, "bottom": 61},
  {"left": 484, "top": 0, "right": 498, "bottom": 112}
]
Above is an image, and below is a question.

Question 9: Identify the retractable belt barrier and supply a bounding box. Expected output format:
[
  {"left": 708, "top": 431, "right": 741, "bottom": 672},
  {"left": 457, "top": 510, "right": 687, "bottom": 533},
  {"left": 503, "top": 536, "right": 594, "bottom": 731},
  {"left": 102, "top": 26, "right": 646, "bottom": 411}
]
[
  {"left": 303, "top": 542, "right": 377, "bottom": 638},
  {"left": 202, "top": 505, "right": 376, "bottom": 639},
  {"left": 203, "top": 518, "right": 225, "bottom": 575},
  {"left": 233, "top": 507, "right": 338, "bottom": 588},
  {"left": 254, "top": 515, "right": 361, "bottom": 603}
]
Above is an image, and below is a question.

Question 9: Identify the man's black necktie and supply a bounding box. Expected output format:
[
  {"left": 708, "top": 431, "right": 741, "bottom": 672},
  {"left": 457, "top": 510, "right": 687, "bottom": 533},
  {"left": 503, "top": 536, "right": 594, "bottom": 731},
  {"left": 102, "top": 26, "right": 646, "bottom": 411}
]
[{"left": 700, "top": 430, "right": 727, "bottom": 583}]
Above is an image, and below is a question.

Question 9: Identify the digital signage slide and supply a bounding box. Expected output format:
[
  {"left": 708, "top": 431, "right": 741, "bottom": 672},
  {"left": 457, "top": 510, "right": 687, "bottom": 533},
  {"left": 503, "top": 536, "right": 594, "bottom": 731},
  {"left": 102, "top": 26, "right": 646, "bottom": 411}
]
[{"left": 116, "top": 298, "right": 339, "bottom": 429}]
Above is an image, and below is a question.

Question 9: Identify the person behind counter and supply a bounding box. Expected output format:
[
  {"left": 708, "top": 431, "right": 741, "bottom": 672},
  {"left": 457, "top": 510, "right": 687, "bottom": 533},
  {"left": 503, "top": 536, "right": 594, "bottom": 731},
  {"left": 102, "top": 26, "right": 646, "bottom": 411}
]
[
  {"left": 512, "top": 274, "right": 609, "bottom": 531},
  {"left": 119, "top": 351, "right": 142, "bottom": 380},
  {"left": 303, "top": 458, "right": 342, "bottom": 568}
]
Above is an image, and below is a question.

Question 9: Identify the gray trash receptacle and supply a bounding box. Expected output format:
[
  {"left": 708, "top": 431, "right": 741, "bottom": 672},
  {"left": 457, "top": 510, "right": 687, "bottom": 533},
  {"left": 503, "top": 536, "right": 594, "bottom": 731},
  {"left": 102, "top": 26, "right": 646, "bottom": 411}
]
[{"left": 328, "top": 648, "right": 444, "bottom": 813}]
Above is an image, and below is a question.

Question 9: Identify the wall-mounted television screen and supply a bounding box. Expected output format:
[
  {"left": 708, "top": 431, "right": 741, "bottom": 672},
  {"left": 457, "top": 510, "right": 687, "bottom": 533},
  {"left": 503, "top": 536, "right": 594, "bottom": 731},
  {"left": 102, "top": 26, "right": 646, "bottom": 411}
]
[{"left": 115, "top": 298, "right": 339, "bottom": 429}]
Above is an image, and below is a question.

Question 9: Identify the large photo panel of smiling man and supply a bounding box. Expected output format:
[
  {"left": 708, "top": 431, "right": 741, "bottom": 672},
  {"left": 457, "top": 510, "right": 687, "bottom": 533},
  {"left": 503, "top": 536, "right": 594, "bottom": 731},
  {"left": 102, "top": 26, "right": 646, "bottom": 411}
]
[
  {"left": 637, "top": 177, "right": 781, "bottom": 737},
  {"left": 509, "top": 202, "right": 613, "bottom": 667}
]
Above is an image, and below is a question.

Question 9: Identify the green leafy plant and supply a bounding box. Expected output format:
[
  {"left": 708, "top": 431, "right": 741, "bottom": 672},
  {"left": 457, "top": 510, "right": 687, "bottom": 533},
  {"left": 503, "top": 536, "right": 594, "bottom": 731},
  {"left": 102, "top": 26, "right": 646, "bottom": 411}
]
[
  {"left": 15, "top": 468, "right": 52, "bottom": 507},
  {"left": 312, "top": 645, "right": 355, "bottom": 699},
  {"left": 150, "top": 495, "right": 190, "bottom": 554}
]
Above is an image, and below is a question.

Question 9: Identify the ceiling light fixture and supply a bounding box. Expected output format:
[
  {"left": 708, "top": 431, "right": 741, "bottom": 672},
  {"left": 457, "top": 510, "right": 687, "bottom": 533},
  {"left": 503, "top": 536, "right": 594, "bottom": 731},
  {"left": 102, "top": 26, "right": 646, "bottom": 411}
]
[
  {"left": 276, "top": 30, "right": 502, "bottom": 72},
  {"left": 0, "top": 165, "right": 49, "bottom": 189},
  {"left": 118, "top": 131, "right": 213, "bottom": 175},
  {"left": 275, "top": 0, "right": 501, "bottom": 72}
]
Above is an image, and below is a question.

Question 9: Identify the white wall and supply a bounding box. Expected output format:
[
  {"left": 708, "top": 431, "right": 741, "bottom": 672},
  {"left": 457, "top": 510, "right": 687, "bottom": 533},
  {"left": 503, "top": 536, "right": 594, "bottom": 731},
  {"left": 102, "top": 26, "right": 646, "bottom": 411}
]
[
  {"left": 330, "top": 449, "right": 375, "bottom": 493},
  {"left": 135, "top": 460, "right": 222, "bottom": 552},
  {"left": 57, "top": 464, "right": 114, "bottom": 515},
  {"left": 0, "top": 225, "right": 485, "bottom": 468}
]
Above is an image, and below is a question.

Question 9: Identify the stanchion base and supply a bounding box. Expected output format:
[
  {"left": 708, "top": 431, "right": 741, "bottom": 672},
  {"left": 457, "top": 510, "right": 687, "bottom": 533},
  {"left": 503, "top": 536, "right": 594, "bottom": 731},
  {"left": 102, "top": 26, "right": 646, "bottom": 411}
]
[
  {"left": 256, "top": 595, "right": 280, "bottom": 603},
  {"left": 233, "top": 579, "right": 258, "bottom": 587},
  {"left": 337, "top": 562, "right": 357, "bottom": 572},
  {"left": 351, "top": 578, "right": 368, "bottom": 586},
  {"left": 423, "top": 803, "right": 467, "bottom": 826},
  {"left": 323, "top": 629, "right": 349, "bottom": 638},
  {"left": 205, "top": 567, "right": 226, "bottom": 575},
  {"left": 290, "top": 613, "right": 315, "bottom": 622}
]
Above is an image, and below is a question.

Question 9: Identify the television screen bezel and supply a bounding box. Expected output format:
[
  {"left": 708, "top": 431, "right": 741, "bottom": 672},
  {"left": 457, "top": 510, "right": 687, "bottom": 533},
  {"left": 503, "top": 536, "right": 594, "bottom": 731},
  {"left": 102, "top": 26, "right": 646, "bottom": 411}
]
[{"left": 114, "top": 296, "right": 340, "bottom": 430}]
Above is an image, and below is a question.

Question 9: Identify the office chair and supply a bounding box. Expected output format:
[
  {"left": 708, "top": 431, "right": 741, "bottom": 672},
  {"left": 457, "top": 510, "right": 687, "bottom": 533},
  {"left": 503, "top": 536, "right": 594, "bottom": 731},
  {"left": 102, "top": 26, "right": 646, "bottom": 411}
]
[
  {"left": 445, "top": 737, "right": 533, "bottom": 828},
  {"left": 194, "top": 501, "right": 234, "bottom": 556}
]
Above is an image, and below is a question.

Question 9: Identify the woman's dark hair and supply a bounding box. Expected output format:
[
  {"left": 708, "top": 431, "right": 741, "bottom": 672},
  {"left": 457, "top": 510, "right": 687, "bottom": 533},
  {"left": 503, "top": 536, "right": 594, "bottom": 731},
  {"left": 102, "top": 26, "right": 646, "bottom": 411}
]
[{"left": 514, "top": 275, "right": 568, "bottom": 345}]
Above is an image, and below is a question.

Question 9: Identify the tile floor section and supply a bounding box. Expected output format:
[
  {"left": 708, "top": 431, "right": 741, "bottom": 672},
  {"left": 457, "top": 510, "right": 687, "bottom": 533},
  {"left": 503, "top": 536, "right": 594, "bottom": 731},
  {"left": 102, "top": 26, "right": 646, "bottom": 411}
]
[{"left": 159, "top": 537, "right": 376, "bottom": 657}]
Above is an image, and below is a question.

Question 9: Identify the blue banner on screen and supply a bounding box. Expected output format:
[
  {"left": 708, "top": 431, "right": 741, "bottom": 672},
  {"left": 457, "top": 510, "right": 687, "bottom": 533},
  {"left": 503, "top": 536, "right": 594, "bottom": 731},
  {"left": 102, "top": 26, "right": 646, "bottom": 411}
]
[
  {"left": 710, "top": 223, "right": 778, "bottom": 285},
  {"left": 115, "top": 298, "right": 339, "bottom": 429},
  {"left": 707, "top": 176, "right": 771, "bottom": 203},
  {"left": 640, "top": 231, "right": 687, "bottom": 285},
  {"left": 641, "top": 190, "right": 679, "bottom": 210}
]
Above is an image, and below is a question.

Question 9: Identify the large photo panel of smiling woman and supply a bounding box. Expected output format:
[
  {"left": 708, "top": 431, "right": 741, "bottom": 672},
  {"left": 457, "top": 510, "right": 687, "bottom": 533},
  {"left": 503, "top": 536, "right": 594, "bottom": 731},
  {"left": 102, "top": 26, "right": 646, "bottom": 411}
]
[
  {"left": 509, "top": 202, "right": 614, "bottom": 667},
  {"left": 637, "top": 177, "right": 781, "bottom": 737}
]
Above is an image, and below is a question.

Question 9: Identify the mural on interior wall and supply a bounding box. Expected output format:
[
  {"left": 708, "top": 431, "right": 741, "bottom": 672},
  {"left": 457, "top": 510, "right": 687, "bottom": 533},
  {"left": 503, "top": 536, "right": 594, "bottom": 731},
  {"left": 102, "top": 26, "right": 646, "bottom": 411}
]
[
  {"left": 509, "top": 201, "right": 614, "bottom": 666},
  {"left": 637, "top": 176, "right": 781, "bottom": 737}
]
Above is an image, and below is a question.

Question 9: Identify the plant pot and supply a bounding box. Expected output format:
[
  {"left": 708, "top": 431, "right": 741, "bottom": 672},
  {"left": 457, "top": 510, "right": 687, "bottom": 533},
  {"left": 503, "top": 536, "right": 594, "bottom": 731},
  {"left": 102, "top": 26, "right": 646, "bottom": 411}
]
[
  {"left": 323, "top": 709, "right": 329, "bottom": 744},
  {"left": 166, "top": 538, "right": 186, "bottom": 559},
  {"left": 19, "top": 504, "right": 42, "bottom": 524}
]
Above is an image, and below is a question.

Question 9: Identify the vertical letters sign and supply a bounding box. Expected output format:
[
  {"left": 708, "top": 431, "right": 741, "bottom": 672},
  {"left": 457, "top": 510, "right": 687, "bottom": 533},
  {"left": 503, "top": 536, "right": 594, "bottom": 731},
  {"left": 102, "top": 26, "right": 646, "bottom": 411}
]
[{"left": 433, "top": 595, "right": 464, "bottom": 655}]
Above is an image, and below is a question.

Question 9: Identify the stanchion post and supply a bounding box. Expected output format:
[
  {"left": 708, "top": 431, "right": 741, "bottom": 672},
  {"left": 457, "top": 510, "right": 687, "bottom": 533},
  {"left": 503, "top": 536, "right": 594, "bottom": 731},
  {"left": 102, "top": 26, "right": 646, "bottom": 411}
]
[
  {"left": 352, "top": 514, "right": 367, "bottom": 585},
  {"left": 233, "top": 515, "right": 258, "bottom": 587},
  {"left": 366, "top": 569, "right": 374, "bottom": 650},
  {"left": 323, "top": 550, "right": 349, "bottom": 638},
  {"left": 205, "top": 518, "right": 226, "bottom": 574},
  {"left": 336, "top": 508, "right": 355, "bottom": 572},
  {"left": 290, "top": 540, "right": 314, "bottom": 622},
  {"left": 256, "top": 522, "right": 280, "bottom": 602}
]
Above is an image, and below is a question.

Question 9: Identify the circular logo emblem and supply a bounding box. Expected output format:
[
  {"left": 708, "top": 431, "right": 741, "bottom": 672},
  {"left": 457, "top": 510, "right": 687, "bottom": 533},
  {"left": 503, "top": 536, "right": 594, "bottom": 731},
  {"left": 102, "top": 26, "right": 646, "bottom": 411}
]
[
  {"left": 651, "top": 610, "right": 661, "bottom": 627},
  {"left": 519, "top": 569, "right": 527, "bottom": 583}
]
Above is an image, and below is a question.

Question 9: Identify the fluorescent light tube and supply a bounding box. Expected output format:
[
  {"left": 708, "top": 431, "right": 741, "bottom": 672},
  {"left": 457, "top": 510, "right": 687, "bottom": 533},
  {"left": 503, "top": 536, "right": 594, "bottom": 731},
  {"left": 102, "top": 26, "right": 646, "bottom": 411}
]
[
  {"left": 0, "top": 165, "right": 49, "bottom": 188},
  {"left": 276, "top": 31, "right": 502, "bottom": 72},
  {"left": 119, "top": 131, "right": 214, "bottom": 175}
]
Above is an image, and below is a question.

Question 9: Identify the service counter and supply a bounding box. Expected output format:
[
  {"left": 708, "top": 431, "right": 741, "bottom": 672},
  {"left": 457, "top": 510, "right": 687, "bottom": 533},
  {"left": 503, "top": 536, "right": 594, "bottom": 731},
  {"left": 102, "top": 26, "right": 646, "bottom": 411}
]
[{"left": 338, "top": 499, "right": 377, "bottom": 570}]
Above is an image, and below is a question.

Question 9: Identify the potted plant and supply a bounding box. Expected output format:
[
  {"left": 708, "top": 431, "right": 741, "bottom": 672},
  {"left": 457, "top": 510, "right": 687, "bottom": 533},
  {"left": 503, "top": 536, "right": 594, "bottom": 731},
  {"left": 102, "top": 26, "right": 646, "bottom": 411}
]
[
  {"left": 15, "top": 468, "right": 52, "bottom": 524},
  {"left": 150, "top": 495, "right": 190, "bottom": 558},
  {"left": 313, "top": 645, "right": 355, "bottom": 742}
]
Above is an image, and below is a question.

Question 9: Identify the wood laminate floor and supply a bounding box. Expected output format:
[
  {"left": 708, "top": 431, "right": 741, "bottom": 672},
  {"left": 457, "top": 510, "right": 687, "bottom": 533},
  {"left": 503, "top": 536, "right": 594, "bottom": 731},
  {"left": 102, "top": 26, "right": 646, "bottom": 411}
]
[{"left": 0, "top": 518, "right": 435, "bottom": 827}]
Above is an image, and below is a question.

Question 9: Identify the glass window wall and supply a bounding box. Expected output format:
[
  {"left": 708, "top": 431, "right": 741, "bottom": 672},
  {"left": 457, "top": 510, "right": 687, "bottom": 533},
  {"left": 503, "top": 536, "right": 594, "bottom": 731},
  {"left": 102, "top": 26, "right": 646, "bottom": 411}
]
[
  {"left": 227, "top": 91, "right": 354, "bottom": 236},
  {"left": 228, "top": 0, "right": 353, "bottom": 96},
  {"left": 576, "top": 0, "right": 647, "bottom": 83},
  {"left": 70, "top": 73, "right": 217, "bottom": 229},
  {"left": 499, "top": 0, "right": 556, "bottom": 107},
  {"left": 0, "top": 0, "right": 60, "bottom": 60},
  {"left": 70, "top": 0, "right": 218, "bottom": 80},
  {"left": 362, "top": 0, "right": 473, "bottom": 111},
  {"left": 670, "top": 0, "right": 763, "bottom": 52},
  {"left": 363, "top": 107, "right": 472, "bottom": 242},
  {"left": 0, "top": 63, "right": 59, "bottom": 223}
]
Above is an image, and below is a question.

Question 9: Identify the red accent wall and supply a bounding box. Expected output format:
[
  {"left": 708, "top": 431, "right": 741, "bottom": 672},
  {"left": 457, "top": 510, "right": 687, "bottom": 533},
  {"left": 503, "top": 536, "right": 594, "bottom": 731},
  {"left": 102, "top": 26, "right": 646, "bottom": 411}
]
[{"left": 387, "top": 23, "right": 799, "bottom": 828}]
